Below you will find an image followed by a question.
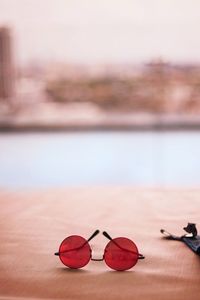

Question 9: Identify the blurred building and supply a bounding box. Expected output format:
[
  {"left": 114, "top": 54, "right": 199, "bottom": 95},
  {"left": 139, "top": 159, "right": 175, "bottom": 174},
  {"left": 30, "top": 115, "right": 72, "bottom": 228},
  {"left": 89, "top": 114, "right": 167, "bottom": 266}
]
[{"left": 0, "top": 27, "right": 14, "bottom": 100}]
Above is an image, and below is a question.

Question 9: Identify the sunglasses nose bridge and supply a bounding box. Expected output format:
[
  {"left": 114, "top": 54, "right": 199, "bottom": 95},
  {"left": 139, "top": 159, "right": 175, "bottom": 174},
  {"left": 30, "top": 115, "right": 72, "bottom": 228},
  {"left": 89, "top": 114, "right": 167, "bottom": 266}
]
[
  {"left": 91, "top": 257, "right": 104, "bottom": 261},
  {"left": 90, "top": 244, "right": 105, "bottom": 262}
]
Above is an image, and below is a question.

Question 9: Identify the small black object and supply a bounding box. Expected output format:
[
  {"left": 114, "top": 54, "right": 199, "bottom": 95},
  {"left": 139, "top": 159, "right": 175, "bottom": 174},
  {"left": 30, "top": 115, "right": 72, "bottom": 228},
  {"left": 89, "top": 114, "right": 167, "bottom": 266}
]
[{"left": 160, "top": 223, "right": 200, "bottom": 256}]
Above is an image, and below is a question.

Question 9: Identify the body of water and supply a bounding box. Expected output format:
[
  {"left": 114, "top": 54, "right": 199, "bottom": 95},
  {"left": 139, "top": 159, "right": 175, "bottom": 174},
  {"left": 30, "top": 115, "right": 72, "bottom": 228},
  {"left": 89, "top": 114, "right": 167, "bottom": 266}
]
[{"left": 0, "top": 131, "right": 200, "bottom": 188}]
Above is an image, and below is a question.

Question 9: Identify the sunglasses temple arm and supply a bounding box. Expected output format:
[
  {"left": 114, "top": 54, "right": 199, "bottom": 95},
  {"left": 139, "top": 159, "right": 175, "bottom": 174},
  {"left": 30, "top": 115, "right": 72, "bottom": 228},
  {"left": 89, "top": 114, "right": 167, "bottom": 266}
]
[
  {"left": 102, "top": 231, "right": 112, "bottom": 241},
  {"left": 54, "top": 230, "right": 100, "bottom": 256},
  {"left": 87, "top": 229, "right": 100, "bottom": 242},
  {"left": 103, "top": 231, "right": 145, "bottom": 259}
]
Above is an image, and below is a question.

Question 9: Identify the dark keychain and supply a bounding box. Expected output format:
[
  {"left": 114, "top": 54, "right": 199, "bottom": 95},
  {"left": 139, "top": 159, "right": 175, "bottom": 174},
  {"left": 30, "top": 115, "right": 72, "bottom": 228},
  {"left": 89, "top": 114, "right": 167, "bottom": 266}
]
[{"left": 160, "top": 223, "right": 200, "bottom": 256}]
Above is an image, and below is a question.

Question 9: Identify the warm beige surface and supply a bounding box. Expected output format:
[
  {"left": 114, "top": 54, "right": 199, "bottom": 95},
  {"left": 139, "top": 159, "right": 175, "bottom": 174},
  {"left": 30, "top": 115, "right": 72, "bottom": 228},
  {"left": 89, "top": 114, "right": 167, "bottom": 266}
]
[{"left": 0, "top": 187, "right": 200, "bottom": 300}]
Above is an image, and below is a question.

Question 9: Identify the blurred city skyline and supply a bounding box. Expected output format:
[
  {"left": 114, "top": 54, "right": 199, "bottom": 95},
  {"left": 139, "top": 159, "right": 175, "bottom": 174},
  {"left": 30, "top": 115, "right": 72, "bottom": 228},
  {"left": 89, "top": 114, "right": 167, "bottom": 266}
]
[{"left": 0, "top": 0, "right": 200, "bottom": 66}]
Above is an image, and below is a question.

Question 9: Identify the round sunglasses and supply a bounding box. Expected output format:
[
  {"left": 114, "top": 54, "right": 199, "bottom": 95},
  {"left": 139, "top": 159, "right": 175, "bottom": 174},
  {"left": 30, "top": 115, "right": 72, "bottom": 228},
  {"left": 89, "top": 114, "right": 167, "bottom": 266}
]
[{"left": 55, "top": 230, "right": 145, "bottom": 271}]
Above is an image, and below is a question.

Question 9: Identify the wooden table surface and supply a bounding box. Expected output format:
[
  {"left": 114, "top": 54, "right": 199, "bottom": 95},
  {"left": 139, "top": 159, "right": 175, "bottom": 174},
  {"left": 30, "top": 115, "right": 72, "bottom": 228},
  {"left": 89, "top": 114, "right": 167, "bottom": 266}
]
[{"left": 0, "top": 187, "right": 200, "bottom": 300}]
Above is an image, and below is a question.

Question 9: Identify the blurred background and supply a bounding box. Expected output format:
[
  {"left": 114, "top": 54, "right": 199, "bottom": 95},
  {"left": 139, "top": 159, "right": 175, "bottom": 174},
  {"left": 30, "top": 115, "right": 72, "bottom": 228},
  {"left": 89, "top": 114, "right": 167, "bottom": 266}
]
[{"left": 0, "top": 0, "right": 200, "bottom": 188}]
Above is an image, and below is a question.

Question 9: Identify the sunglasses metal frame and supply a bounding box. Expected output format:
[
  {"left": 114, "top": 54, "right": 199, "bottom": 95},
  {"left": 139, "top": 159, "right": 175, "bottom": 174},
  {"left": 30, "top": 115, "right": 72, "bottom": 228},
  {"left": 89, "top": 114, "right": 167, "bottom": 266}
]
[{"left": 55, "top": 230, "right": 145, "bottom": 270}]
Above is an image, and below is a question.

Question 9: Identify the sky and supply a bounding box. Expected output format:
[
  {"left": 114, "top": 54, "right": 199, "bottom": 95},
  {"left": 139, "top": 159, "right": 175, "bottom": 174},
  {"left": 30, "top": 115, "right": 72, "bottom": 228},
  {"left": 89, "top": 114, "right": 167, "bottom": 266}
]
[{"left": 0, "top": 0, "right": 200, "bottom": 65}]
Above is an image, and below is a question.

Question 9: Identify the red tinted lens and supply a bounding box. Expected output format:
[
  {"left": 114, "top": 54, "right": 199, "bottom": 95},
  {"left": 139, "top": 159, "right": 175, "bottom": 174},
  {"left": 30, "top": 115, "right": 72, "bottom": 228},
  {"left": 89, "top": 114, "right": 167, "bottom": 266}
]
[
  {"left": 104, "top": 237, "right": 139, "bottom": 271},
  {"left": 59, "top": 235, "right": 91, "bottom": 269}
]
